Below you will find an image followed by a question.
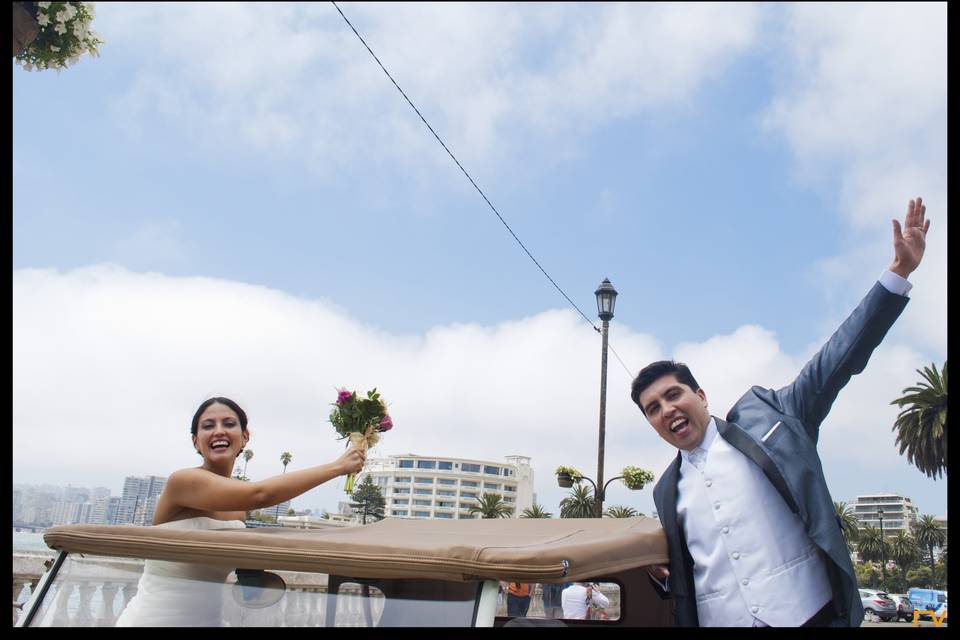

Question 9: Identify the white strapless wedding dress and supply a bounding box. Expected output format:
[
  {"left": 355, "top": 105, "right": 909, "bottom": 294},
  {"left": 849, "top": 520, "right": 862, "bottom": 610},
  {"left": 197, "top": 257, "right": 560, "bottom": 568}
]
[{"left": 115, "top": 517, "right": 246, "bottom": 627}]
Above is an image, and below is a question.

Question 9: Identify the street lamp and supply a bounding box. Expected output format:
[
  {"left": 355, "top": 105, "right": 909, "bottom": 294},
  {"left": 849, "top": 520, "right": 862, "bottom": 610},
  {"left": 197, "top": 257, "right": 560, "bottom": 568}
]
[
  {"left": 594, "top": 278, "right": 618, "bottom": 519},
  {"left": 878, "top": 507, "right": 886, "bottom": 587}
]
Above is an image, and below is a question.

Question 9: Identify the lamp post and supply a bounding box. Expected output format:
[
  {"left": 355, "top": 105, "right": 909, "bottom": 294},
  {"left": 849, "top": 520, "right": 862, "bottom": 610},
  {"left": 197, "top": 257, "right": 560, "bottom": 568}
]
[
  {"left": 878, "top": 507, "right": 886, "bottom": 587},
  {"left": 594, "top": 278, "right": 618, "bottom": 518},
  {"left": 557, "top": 472, "right": 624, "bottom": 517}
]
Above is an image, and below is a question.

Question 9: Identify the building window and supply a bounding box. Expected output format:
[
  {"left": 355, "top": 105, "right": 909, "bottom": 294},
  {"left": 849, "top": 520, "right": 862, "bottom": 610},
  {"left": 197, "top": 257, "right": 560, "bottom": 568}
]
[
  {"left": 392, "top": 510, "right": 408, "bottom": 516},
  {"left": 414, "top": 499, "right": 432, "bottom": 506},
  {"left": 461, "top": 492, "right": 477, "bottom": 499},
  {"left": 438, "top": 461, "right": 453, "bottom": 470},
  {"left": 503, "top": 497, "right": 515, "bottom": 503},
  {"left": 483, "top": 483, "right": 500, "bottom": 490},
  {"left": 394, "top": 476, "right": 411, "bottom": 483},
  {"left": 417, "top": 460, "right": 436, "bottom": 469},
  {"left": 503, "top": 485, "right": 516, "bottom": 492},
  {"left": 414, "top": 488, "right": 433, "bottom": 495},
  {"left": 461, "top": 463, "right": 481, "bottom": 473},
  {"left": 393, "top": 499, "right": 409, "bottom": 506},
  {"left": 435, "top": 512, "right": 454, "bottom": 519},
  {"left": 459, "top": 503, "right": 474, "bottom": 510},
  {"left": 461, "top": 480, "right": 478, "bottom": 488},
  {"left": 437, "top": 490, "right": 456, "bottom": 497},
  {"left": 483, "top": 465, "right": 500, "bottom": 475},
  {"left": 436, "top": 501, "right": 455, "bottom": 508},
  {"left": 412, "top": 511, "right": 430, "bottom": 518},
  {"left": 393, "top": 488, "right": 410, "bottom": 495},
  {"left": 438, "top": 478, "right": 456, "bottom": 485},
  {"left": 414, "top": 477, "right": 435, "bottom": 484},
  {"left": 398, "top": 460, "right": 414, "bottom": 468}
]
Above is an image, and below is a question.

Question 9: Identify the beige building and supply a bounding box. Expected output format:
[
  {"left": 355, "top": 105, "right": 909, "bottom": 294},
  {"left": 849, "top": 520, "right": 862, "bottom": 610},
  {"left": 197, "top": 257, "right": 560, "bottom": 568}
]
[
  {"left": 851, "top": 493, "right": 919, "bottom": 538},
  {"left": 360, "top": 454, "right": 534, "bottom": 520}
]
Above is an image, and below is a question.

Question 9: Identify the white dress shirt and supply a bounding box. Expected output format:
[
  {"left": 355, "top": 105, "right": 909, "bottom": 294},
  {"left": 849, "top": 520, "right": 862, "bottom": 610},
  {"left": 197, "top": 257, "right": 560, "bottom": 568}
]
[{"left": 561, "top": 583, "right": 610, "bottom": 620}]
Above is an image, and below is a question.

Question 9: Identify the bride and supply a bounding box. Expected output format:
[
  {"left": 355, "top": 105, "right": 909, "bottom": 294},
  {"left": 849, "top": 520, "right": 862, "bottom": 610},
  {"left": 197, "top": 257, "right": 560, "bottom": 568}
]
[{"left": 115, "top": 396, "right": 365, "bottom": 626}]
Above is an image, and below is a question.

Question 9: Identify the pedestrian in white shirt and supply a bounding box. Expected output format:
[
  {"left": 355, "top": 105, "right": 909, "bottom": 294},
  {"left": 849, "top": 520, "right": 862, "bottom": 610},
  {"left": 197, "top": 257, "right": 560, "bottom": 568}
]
[{"left": 561, "top": 582, "right": 609, "bottom": 620}]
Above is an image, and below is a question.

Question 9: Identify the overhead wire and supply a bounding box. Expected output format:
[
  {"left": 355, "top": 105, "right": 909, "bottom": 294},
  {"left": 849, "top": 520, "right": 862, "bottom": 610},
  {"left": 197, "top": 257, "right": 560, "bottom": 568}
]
[{"left": 332, "top": 2, "right": 635, "bottom": 380}]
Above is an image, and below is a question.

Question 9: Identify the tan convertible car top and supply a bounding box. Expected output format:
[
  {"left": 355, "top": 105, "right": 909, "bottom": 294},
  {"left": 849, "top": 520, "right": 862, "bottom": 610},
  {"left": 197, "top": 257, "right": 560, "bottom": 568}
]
[{"left": 45, "top": 516, "right": 667, "bottom": 583}]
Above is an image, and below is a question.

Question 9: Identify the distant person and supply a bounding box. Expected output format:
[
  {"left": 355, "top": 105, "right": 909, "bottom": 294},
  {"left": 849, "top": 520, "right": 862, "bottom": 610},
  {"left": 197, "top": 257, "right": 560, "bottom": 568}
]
[
  {"left": 561, "top": 582, "right": 609, "bottom": 620},
  {"left": 115, "top": 396, "right": 365, "bottom": 626},
  {"left": 507, "top": 581, "right": 532, "bottom": 617},
  {"left": 635, "top": 198, "right": 931, "bottom": 626}
]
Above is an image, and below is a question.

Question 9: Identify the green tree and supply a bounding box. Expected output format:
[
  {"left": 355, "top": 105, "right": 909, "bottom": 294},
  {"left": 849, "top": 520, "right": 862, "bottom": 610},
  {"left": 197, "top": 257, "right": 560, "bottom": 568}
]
[
  {"left": 857, "top": 526, "right": 889, "bottom": 586},
  {"left": 274, "top": 451, "right": 293, "bottom": 520},
  {"left": 911, "top": 515, "right": 947, "bottom": 581},
  {"left": 604, "top": 505, "right": 639, "bottom": 518},
  {"left": 889, "top": 530, "right": 920, "bottom": 590},
  {"left": 834, "top": 501, "right": 860, "bottom": 552},
  {"left": 349, "top": 475, "right": 386, "bottom": 524},
  {"left": 559, "top": 484, "right": 595, "bottom": 519},
  {"left": 243, "top": 448, "right": 254, "bottom": 477},
  {"left": 891, "top": 361, "right": 947, "bottom": 480},
  {"left": 520, "top": 504, "right": 552, "bottom": 518},
  {"left": 855, "top": 561, "right": 882, "bottom": 589},
  {"left": 468, "top": 493, "right": 514, "bottom": 519}
]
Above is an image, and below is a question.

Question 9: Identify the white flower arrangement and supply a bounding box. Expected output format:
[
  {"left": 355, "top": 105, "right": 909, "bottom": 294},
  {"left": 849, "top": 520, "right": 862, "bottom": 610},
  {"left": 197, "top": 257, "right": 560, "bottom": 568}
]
[
  {"left": 14, "top": 2, "right": 103, "bottom": 72},
  {"left": 621, "top": 466, "right": 655, "bottom": 491}
]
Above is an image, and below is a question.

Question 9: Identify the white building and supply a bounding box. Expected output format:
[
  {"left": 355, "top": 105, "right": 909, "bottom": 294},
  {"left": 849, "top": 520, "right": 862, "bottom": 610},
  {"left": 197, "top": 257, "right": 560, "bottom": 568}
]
[
  {"left": 360, "top": 454, "right": 534, "bottom": 520},
  {"left": 851, "top": 493, "right": 920, "bottom": 538},
  {"left": 119, "top": 475, "right": 167, "bottom": 526}
]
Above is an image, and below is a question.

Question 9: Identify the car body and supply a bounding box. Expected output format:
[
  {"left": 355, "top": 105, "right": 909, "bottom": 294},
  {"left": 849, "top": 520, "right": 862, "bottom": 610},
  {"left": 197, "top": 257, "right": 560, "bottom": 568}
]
[
  {"left": 907, "top": 588, "right": 948, "bottom": 621},
  {"left": 859, "top": 588, "right": 896, "bottom": 622},
  {"left": 16, "top": 516, "right": 674, "bottom": 627},
  {"left": 887, "top": 594, "right": 915, "bottom": 622}
]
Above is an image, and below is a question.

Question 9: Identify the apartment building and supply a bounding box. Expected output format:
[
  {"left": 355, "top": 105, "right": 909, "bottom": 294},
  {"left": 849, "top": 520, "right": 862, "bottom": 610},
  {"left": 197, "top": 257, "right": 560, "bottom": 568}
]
[
  {"left": 361, "top": 454, "right": 534, "bottom": 520},
  {"left": 851, "top": 493, "right": 920, "bottom": 537}
]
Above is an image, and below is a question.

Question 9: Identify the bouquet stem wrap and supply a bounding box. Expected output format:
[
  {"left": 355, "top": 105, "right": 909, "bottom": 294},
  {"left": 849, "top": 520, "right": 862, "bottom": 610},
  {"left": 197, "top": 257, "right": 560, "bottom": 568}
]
[{"left": 344, "top": 427, "right": 380, "bottom": 494}]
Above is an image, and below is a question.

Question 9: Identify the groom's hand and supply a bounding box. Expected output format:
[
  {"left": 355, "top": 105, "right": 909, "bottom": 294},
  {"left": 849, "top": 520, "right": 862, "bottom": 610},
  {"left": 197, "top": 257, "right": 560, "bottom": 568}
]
[{"left": 890, "top": 197, "right": 930, "bottom": 279}]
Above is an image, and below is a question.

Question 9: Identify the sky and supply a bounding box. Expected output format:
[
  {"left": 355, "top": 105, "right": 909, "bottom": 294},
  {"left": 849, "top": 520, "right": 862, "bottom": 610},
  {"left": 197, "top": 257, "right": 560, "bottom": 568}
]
[{"left": 13, "top": 2, "right": 948, "bottom": 519}]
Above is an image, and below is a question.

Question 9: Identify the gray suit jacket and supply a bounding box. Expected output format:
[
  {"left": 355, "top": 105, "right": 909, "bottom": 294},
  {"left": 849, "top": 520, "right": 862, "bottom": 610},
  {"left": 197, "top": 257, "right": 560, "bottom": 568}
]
[{"left": 652, "top": 281, "right": 909, "bottom": 627}]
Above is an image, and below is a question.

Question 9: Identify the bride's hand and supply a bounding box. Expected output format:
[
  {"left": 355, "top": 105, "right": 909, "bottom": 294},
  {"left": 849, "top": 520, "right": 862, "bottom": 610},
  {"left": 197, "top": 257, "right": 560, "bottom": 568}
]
[{"left": 337, "top": 445, "right": 366, "bottom": 475}]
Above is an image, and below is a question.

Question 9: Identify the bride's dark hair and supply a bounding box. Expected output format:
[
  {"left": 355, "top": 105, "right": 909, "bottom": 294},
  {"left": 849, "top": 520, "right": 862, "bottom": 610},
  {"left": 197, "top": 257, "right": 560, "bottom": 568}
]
[{"left": 190, "top": 397, "right": 249, "bottom": 436}]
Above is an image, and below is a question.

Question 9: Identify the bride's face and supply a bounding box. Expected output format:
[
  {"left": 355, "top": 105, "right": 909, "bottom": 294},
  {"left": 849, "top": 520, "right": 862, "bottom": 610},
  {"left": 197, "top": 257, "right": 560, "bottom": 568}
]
[{"left": 192, "top": 403, "right": 249, "bottom": 461}]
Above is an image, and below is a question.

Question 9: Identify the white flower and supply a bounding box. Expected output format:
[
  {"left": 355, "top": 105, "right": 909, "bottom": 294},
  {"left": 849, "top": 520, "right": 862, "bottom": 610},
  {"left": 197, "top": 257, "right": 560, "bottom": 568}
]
[
  {"left": 36, "top": 13, "right": 50, "bottom": 26},
  {"left": 54, "top": 22, "right": 68, "bottom": 35},
  {"left": 64, "top": 4, "right": 78, "bottom": 20},
  {"left": 37, "top": 2, "right": 51, "bottom": 9},
  {"left": 86, "top": 3, "right": 96, "bottom": 18},
  {"left": 49, "top": 45, "right": 60, "bottom": 52}
]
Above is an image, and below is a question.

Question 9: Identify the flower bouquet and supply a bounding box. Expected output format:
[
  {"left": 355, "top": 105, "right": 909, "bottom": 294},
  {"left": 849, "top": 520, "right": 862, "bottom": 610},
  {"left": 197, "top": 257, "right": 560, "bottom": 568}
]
[
  {"left": 621, "top": 466, "right": 654, "bottom": 491},
  {"left": 329, "top": 387, "right": 393, "bottom": 493},
  {"left": 14, "top": 2, "right": 104, "bottom": 72}
]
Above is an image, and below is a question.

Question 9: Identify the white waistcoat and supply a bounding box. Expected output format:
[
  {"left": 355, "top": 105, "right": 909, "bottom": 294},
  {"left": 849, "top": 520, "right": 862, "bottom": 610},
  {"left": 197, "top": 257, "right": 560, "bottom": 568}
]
[{"left": 677, "top": 421, "right": 832, "bottom": 626}]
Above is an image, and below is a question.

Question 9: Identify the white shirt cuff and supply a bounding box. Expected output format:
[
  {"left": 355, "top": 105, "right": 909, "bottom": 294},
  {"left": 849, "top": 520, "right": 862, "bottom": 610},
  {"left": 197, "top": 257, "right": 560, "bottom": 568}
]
[{"left": 879, "top": 270, "right": 912, "bottom": 298}]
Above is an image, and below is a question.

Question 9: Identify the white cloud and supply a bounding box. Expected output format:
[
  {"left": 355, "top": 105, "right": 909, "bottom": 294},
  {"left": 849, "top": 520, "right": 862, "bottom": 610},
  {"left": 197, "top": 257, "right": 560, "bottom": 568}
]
[
  {"left": 96, "top": 2, "right": 763, "bottom": 180},
  {"left": 761, "top": 2, "right": 947, "bottom": 356},
  {"left": 13, "top": 266, "right": 943, "bottom": 516}
]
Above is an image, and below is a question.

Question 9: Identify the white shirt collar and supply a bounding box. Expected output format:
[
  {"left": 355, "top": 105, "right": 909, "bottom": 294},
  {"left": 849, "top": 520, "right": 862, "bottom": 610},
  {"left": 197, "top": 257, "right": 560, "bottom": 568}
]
[{"left": 680, "top": 416, "right": 718, "bottom": 464}]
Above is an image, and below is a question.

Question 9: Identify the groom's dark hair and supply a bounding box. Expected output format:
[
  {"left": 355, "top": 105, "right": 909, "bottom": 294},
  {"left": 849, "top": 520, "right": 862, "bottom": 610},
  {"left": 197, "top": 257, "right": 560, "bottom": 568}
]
[{"left": 630, "top": 361, "right": 701, "bottom": 414}]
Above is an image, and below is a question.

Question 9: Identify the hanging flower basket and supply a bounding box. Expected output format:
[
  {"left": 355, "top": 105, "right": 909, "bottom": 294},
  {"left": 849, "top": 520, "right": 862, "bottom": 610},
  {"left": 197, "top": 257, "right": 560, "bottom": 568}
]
[{"left": 14, "top": 2, "right": 103, "bottom": 72}]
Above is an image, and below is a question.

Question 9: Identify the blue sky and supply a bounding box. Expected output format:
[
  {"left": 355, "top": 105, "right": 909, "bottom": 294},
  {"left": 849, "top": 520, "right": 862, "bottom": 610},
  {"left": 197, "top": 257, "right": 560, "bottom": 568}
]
[{"left": 13, "top": 3, "right": 947, "bottom": 519}]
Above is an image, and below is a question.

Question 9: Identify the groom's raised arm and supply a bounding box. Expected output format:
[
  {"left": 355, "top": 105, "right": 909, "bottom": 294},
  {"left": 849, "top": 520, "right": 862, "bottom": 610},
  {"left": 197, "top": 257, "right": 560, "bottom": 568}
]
[{"left": 774, "top": 198, "right": 929, "bottom": 441}]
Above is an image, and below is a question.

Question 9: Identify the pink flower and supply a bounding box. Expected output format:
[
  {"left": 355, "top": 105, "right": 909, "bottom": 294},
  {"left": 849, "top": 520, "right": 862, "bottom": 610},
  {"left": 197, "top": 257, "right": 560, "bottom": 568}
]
[
  {"left": 378, "top": 415, "right": 393, "bottom": 432},
  {"left": 336, "top": 389, "right": 353, "bottom": 405}
]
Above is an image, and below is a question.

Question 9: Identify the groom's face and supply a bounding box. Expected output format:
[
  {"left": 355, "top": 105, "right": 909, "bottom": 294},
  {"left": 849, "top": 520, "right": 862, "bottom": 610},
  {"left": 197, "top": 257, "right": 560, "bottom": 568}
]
[{"left": 638, "top": 374, "right": 711, "bottom": 451}]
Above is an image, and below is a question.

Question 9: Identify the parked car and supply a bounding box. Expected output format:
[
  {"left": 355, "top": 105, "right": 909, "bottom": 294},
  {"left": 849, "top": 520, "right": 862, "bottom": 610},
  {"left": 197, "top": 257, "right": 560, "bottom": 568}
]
[
  {"left": 887, "top": 594, "right": 915, "bottom": 622},
  {"left": 859, "top": 588, "right": 896, "bottom": 622},
  {"left": 17, "top": 516, "right": 674, "bottom": 627},
  {"left": 907, "top": 587, "right": 948, "bottom": 621}
]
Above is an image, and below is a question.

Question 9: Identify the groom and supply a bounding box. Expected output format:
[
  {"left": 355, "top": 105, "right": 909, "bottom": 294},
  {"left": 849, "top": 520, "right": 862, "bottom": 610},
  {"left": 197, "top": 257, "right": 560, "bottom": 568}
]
[{"left": 632, "top": 198, "right": 930, "bottom": 627}]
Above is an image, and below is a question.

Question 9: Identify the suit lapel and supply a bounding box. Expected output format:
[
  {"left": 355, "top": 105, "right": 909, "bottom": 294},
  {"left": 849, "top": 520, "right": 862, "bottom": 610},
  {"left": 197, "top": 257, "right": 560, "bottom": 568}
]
[{"left": 716, "top": 417, "right": 801, "bottom": 515}]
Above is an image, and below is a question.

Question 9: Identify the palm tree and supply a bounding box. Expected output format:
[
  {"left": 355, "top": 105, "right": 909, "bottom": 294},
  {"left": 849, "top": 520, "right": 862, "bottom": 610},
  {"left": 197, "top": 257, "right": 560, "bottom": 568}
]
[
  {"left": 891, "top": 361, "right": 947, "bottom": 480},
  {"left": 834, "top": 501, "right": 860, "bottom": 552},
  {"left": 912, "top": 515, "right": 947, "bottom": 578},
  {"left": 559, "top": 484, "right": 595, "bottom": 519},
  {"left": 604, "top": 505, "right": 639, "bottom": 518},
  {"left": 889, "top": 530, "right": 920, "bottom": 585},
  {"left": 520, "top": 504, "right": 552, "bottom": 518},
  {"left": 857, "top": 525, "right": 889, "bottom": 586},
  {"left": 242, "top": 449, "right": 254, "bottom": 477},
  {"left": 275, "top": 452, "right": 293, "bottom": 520},
  {"left": 468, "top": 493, "right": 514, "bottom": 519}
]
